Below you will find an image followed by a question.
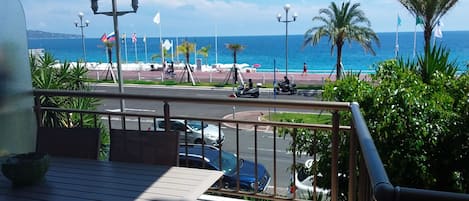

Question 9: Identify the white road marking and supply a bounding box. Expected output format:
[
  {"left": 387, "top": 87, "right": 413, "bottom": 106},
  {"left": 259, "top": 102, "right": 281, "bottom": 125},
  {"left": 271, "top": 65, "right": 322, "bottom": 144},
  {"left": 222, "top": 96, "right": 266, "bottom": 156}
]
[
  {"left": 100, "top": 116, "right": 154, "bottom": 123},
  {"left": 105, "top": 108, "right": 156, "bottom": 113},
  {"left": 247, "top": 147, "right": 287, "bottom": 153}
]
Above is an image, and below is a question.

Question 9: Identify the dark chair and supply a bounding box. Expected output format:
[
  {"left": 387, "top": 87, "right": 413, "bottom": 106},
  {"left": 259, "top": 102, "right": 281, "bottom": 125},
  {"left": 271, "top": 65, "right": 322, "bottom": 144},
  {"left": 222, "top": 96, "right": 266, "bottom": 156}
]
[
  {"left": 109, "top": 129, "right": 179, "bottom": 166},
  {"left": 36, "top": 127, "right": 101, "bottom": 160}
]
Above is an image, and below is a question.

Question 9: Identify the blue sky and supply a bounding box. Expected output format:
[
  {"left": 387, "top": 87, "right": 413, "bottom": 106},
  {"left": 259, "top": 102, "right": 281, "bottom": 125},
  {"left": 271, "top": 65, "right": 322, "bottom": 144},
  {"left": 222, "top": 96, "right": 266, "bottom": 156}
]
[{"left": 20, "top": 0, "right": 469, "bottom": 38}]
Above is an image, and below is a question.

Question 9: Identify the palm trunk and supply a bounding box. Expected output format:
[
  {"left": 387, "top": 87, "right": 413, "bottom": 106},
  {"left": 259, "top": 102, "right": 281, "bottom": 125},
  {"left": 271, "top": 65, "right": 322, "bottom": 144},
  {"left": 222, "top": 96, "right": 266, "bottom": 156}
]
[
  {"left": 185, "top": 53, "right": 190, "bottom": 82},
  {"left": 424, "top": 25, "right": 432, "bottom": 53},
  {"left": 233, "top": 51, "right": 237, "bottom": 84},
  {"left": 336, "top": 42, "right": 343, "bottom": 80}
]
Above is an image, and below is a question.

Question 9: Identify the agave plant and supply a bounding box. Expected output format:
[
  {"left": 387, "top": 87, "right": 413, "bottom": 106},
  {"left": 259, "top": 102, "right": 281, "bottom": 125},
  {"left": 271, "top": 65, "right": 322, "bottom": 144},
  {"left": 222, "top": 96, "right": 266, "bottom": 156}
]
[{"left": 397, "top": 44, "right": 457, "bottom": 83}]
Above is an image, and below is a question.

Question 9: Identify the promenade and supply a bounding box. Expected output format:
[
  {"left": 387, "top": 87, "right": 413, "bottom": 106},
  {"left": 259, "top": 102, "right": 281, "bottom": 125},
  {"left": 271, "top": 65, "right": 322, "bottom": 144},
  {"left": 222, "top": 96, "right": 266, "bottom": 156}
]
[{"left": 87, "top": 69, "right": 344, "bottom": 86}]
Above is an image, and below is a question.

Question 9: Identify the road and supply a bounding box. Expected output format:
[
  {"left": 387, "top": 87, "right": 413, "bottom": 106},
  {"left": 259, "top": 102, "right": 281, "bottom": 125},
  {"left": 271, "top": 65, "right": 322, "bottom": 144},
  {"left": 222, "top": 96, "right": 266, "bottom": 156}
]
[{"left": 93, "top": 84, "right": 320, "bottom": 190}]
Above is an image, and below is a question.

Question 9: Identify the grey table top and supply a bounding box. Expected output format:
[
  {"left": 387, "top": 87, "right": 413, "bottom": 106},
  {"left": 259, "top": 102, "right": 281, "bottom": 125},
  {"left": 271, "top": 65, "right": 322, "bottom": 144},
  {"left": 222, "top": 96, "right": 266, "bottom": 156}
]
[{"left": 0, "top": 157, "right": 223, "bottom": 201}]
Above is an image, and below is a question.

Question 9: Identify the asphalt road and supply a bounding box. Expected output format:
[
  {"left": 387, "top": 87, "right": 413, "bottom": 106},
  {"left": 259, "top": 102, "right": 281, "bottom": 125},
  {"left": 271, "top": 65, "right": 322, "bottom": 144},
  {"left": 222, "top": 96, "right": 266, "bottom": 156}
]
[{"left": 93, "top": 84, "right": 320, "bottom": 191}]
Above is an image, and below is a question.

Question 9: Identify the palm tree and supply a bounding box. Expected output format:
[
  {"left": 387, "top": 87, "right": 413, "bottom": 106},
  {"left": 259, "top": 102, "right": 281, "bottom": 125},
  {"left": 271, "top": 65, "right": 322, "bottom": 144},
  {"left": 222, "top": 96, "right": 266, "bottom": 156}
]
[
  {"left": 151, "top": 49, "right": 169, "bottom": 61},
  {"left": 177, "top": 40, "right": 196, "bottom": 82},
  {"left": 303, "top": 1, "right": 379, "bottom": 80},
  {"left": 197, "top": 45, "right": 211, "bottom": 66},
  {"left": 177, "top": 40, "right": 196, "bottom": 66},
  {"left": 398, "top": 0, "right": 458, "bottom": 52},
  {"left": 225, "top": 43, "right": 245, "bottom": 84}
]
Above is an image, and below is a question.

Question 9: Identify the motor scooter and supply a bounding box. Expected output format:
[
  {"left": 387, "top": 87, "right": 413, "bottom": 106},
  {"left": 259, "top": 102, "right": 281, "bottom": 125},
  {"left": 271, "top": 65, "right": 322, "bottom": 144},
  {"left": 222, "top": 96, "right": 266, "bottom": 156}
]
[
  {"left": 235, "top": 84, "right": 260, "bottom": 98},
  {"left": 274, "top": 81, "right": 297, "bottom": 95}
]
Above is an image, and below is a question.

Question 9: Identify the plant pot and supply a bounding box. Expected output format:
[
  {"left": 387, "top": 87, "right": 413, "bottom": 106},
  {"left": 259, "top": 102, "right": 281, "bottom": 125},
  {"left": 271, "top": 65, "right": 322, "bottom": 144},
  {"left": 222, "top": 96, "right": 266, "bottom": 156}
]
[{"left": 1, "top": 152, "right": 49, "bottom": 186}]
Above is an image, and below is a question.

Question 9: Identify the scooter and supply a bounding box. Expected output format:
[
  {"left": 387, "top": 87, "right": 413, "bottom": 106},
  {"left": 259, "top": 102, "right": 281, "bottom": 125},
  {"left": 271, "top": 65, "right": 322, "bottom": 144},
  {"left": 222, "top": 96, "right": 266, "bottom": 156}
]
[
  {"left": 235, "top": 84, "right": 260, "bottom": 98},
  {"left": 274, "top": 81, "right": 297, "bottom": 95}
]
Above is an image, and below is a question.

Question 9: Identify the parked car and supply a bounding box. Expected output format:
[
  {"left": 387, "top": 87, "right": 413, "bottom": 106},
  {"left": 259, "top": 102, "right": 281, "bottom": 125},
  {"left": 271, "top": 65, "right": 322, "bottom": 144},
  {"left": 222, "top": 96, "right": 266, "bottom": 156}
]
[
  {"left": 293, "top": 160, "right": 330, "bottom": 195},
  {"left": 179, "top": 144, "right": 271, "bottom": 192},
  {"left": 153, "top": 119, "right": 225, "bottom": 146}
]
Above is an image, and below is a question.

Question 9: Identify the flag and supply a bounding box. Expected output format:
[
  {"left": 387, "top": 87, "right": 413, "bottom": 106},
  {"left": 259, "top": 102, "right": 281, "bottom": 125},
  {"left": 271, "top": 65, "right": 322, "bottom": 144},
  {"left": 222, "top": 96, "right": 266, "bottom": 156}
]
[
  {"left": 434, "top": 21, "right": 443, "bottom": 38},
  {"left": 107, "top": 32, "right": 116, "bottom": 42},
  {"left": 100, "top": 33, "right": 107, "bottom": 43},
  {"left": 416, "top": 16, "right": 424, "bottom": 25},
  {"left": 153, "top": 12, "right": 160, "bottom": 24},
  {"left": 131, "top": 33, "right": 137, "bottom": 44},
  {"left": 121, "top": 33, "right": 126, "bottom": 43},
  {"left": 395, "top": 14, "right": 401, "bottom": 58}
]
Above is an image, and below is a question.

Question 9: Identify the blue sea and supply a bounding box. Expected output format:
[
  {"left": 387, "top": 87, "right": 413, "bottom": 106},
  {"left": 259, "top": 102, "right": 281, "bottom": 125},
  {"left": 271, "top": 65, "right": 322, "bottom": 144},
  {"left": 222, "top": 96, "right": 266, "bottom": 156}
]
[{"left": 28, "top": 31, "right": 469, "bottom": 73}]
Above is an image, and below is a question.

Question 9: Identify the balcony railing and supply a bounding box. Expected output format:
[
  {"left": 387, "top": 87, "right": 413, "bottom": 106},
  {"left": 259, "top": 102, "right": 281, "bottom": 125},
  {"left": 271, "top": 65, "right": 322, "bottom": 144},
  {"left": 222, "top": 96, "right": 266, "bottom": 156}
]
[{"left": 33, "top": 89, "right": 469, "bottom": 201}]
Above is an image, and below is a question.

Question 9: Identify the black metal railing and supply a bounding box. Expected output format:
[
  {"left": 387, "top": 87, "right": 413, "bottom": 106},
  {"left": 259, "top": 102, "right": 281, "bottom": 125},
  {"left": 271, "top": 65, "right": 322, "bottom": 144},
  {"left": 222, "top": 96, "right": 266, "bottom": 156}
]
[{"left": 33, "top": 89, "right": 469, "bottom": 201}]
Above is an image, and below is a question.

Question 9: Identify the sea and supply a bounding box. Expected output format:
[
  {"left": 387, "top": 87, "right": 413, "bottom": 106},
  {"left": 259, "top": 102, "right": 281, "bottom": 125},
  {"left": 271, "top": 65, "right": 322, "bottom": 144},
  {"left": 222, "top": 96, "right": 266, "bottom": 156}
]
[{"left": 28, "top": 31, "right": 469, "bottom": 73}]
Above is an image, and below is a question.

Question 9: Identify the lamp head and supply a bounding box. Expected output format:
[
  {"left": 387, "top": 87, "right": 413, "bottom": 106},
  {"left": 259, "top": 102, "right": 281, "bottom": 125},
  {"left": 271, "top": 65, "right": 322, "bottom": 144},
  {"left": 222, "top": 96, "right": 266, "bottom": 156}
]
[
  {"left": 91, "top": 0, "right": 98, "bottom": 13},
  {"left": 74, "top": 21, "right": 79, "bottom": 27},
  {"left": 276, "top": 13, "right": 281, "bottom": 21},
  {"left": 293, "top": 12, "right": 298, "bottom": 21},
  {"left": 78, "top": 12, "right": 84, "bottom": 18},
  {"left": 284, "top": 4, "right": 291, "bottom": 12},
  {"left": 85, "top": 20, "right": 90, "bottom": 26},
  {"left": 131, "top": 0, "right": 138, "bottom": 11}
]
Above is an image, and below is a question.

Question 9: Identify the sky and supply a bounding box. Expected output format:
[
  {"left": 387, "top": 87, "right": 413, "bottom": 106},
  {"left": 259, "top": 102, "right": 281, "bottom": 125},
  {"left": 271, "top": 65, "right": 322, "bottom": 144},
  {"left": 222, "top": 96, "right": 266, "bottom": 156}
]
[{"left": 19, "top": 0, "right": 469, "bottom": 38}]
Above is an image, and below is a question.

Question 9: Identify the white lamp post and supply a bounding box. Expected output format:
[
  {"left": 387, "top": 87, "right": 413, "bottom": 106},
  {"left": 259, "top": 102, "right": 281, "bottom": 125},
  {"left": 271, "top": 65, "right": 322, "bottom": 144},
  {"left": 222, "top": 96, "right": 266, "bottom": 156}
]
[
  {"left": 277, "top": 4, "right": 297, "bottom": 77},
  {"left": 74, "top": 12, "right": 89, "bottom": 62}
]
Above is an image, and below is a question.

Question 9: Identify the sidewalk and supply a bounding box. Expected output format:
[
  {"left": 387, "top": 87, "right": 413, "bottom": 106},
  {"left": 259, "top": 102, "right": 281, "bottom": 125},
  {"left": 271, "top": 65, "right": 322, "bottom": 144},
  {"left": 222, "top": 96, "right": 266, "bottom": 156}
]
[{"left": 87, "top": 70, "right": 342, "bottom": 86}]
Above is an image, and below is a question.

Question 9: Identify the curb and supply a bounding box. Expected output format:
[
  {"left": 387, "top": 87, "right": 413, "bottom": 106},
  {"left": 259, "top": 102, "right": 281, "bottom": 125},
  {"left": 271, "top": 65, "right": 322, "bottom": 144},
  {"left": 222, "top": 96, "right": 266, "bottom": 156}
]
[{"left": 221, "top": 111, "right": 273, "bottom": 133}]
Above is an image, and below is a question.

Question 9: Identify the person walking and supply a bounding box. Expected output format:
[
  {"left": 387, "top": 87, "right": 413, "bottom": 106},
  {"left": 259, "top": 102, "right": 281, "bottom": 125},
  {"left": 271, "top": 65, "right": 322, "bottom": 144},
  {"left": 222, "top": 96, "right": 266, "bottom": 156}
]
[{"left": 302, "top": 62, "right": 307, "bottom": 76}]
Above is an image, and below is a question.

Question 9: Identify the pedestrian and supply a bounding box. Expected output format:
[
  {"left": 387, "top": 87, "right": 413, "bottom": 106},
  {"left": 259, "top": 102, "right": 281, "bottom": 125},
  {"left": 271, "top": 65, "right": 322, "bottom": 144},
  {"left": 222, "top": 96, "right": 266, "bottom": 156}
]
[{"left": 302, "top": 62, "right": 307, "bottom": 76}]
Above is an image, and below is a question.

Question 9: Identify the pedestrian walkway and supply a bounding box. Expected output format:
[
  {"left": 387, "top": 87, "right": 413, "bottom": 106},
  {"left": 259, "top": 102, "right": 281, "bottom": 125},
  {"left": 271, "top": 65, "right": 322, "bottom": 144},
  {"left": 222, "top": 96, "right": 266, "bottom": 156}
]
[{"left": 87, "top": 70, "right": 343, "bottom": 86}]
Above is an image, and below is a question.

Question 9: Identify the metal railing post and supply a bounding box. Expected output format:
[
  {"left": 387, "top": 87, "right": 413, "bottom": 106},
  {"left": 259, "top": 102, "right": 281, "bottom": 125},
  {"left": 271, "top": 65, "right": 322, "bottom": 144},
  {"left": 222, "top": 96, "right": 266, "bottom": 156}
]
[
  {"left": 331, "top": 111, "right": 340, "bottom": 201},
  {"left": 33, "top": 95, "right": 43, "bottom": 127},
  {"left": 348, "top": 122, "right": 357, "bottom": 201},
  {"left": 273, "top": 126, "right": 277, "bottom": 196},
  {"left": 163, "top": 101, "right": 170, "bottom": 131}
]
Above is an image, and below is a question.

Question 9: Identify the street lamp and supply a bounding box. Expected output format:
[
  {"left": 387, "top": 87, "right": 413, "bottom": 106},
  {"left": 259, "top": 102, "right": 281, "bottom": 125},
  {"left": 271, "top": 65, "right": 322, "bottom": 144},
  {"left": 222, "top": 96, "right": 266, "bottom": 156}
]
[
  {"left": 90, "top": 0, "right": 138, "bottom": 113},
  {"left": 74, "top": 12, "right": 89, "bottom": 63},
  {"left": 277, "top": 4, "right": 297, "bottom": 78}
]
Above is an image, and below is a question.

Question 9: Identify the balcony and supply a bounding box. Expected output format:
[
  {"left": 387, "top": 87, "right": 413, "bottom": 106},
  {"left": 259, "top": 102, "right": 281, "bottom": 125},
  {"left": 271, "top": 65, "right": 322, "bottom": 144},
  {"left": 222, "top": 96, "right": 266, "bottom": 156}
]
[{"left": 23, "top": 89, "right": 469, "bottom": 201}]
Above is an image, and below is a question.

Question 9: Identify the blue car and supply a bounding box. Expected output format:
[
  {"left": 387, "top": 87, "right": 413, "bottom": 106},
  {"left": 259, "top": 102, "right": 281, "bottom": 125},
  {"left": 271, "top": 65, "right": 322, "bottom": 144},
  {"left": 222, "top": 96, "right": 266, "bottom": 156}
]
[{"left": 179, "top": 145, "right": 271, "bottom": 192}]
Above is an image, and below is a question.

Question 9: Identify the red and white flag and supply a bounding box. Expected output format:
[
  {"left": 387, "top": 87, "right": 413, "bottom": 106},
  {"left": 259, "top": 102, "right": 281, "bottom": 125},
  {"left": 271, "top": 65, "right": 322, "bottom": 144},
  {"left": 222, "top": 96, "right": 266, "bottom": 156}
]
[
  {"left": 100, "top": 33, "right": 107, "bottom": 43},
  {"left": 131, "top": 33, "right": 137, "bottom": 43}
]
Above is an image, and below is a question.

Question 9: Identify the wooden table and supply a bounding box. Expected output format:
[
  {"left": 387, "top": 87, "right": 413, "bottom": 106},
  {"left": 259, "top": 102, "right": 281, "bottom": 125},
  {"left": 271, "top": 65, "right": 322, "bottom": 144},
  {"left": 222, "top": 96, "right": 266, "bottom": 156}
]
[{"left": 0, "top": 157, "right": 223, "bottom": 201}]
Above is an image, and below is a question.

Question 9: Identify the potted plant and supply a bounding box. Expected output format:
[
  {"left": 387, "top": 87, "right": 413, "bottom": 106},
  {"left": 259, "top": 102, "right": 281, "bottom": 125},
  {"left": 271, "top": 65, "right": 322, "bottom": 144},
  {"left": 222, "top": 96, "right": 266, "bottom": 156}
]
[{"left": 1, "top": 152, "right": 49, "bottom": 186}]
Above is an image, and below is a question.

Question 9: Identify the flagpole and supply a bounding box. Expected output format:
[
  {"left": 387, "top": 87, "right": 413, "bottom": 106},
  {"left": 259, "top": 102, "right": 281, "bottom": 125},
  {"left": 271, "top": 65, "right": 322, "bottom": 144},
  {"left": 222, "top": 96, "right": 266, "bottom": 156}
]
[
  {"left": 413, "top": 23, "right": 417, "bottom": 58},
  {"left": 134, "top": 34, "right": 138, "bottom": 62},
  {"left": 215, "top": 24, "right": 218, "bottom": 64},
  {"left": 158, "top": 13, "right": 163, "bottom": 68},
  {"left": 144, "top": 34, "right": 148, "bottom": 63},
  {"left": 124, "top": 33, "right": 128, "bottom": 63},
  {"left": 171, "top": 40, "right": 174, "bottom": 62},
  {"left": 176, "top": 36, "right": 179, "bottom": 63},
  {"left": 395, "top": 14, "right": 399, "bottom": 58}
]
